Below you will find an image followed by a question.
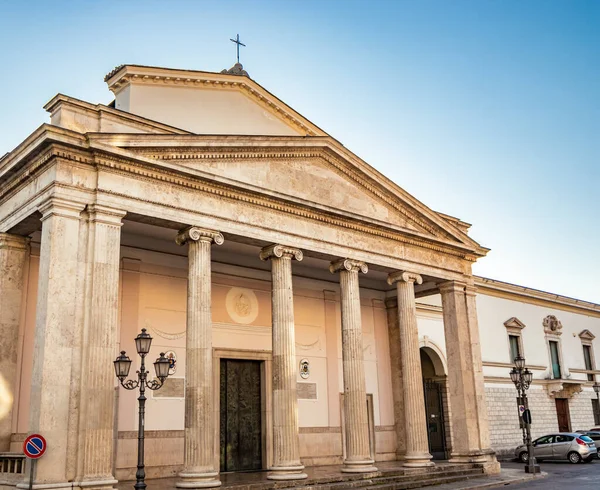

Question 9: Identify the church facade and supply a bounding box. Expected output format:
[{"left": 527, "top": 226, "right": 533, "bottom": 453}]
[{"left": 0, "top": 64, "right": 598, "bottom": 489}]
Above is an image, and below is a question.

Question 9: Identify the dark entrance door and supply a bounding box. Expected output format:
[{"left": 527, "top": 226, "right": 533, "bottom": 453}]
[
  {"left": 555, "top": 398, "right": 571, "bottom": 433},
  {"left": 220, "top": 359, "right": 262, "bottom": 472},
  {"left": 423, "top": 380, "right": 447, "bottom": 459}
]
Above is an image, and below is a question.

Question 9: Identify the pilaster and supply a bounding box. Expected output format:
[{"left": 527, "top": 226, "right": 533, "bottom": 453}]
[
  {"left": 387, "top": 271, "right": 433, "bottom": 467},
  {"left": 74, "top": 204, "right": 126, "bottom": 489},
  {"left": 439, "top": 280, "right": 497, "bottom": 467},
  {"left": 330, "top": 259, "right": 376, "bottom": 473},
  {"left": 176, "top": 226, "right": 223, "bottom": 489},
  {"left": 0, "top": 233, "right": 29, "bottom": 451},
  {"left": 25, "top": 197, "right": 85, "bottom": 490},
  {"left": 260, "top": 245, "right": 307, "bottom": 480}
]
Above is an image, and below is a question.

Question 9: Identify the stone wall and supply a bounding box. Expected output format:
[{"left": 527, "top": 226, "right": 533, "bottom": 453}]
[
  {"left": 570, "top": 391, "right": 597, "bottom": 431},
  {"left": 486, "top": 384, "right": 599, "bottom": 458}
]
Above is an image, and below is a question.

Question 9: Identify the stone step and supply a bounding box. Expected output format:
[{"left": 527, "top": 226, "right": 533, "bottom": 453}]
[
  {"left": 292, "top": 468, "right": 485, "bottom": 490},
  {"left": 353, "top": 472, "right": 487, "bottom": 490}
]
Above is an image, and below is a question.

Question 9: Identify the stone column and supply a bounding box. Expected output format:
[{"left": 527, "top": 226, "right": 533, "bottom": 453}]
[
  {"left": 75, "top": 205, "right": 125, "bottom": 489},
  {"left": 384, "top": 297, "right": 405, "bottom": 460},
  {"left": 260, "top": 245, "right": 307, "bottom": 480},
  {"left": 439, "top": 281, "right": 497, "bottom": 467},
  {"left": 387, "top": 271, "right": 433, "bottom": 467},
  {"left": 27, "top": 198, "right": 85, "bottom": 489},
  {"left": 0, "top": 233, "right": 28, "bottom": 451},
  {"left": 176, "top": 226, "right": 223, "bottom": 489},
  {"left": 330, "top": 259, "right": 376, "bottom": 473}
]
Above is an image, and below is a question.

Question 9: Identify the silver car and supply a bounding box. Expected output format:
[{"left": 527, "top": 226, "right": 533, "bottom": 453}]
[
  {"left": 515, "top": 433, "right": 597, "bottom": 464},
  {"left": 578, "top": 431, "right": 600, "bottom": 451}
]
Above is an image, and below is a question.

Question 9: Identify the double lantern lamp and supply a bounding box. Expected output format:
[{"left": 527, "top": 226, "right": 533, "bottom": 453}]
[{"left": 114, "top": 328, "right": 171, "bottom": 490}]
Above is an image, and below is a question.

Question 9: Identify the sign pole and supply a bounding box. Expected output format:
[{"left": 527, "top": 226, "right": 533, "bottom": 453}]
[
  {"left": 23, "top": 433, "right": 46, "bottom": 489},
  {"left": 28, "top": 459, "right": 35, "bottom": 490}
]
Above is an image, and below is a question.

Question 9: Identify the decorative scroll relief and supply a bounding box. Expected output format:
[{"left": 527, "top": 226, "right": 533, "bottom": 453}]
[
  {"left": 297, "top": 382, "right": 317, "bottom": 400},
  {"left": 226, "top": 287, "right": 259, "bottom": 324}
]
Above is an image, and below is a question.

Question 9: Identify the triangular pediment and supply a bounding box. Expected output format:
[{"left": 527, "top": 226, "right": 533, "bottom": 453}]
[
  {"left": 89, "top": 132, "right": 487, "bottom": 256},
  {"left": 104, "top": 65, "right": 326, "bottom": 137},
  {"left": 504, "top": 317, "right": 526, "bottom": 330},
  {"left": 579, "top": 329, "right": 596, "bottom": 341}
]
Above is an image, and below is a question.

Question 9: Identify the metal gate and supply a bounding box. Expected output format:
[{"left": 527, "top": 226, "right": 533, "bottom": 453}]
[{"left": 423, "top": 380, "right": 447, "bottom": 459}]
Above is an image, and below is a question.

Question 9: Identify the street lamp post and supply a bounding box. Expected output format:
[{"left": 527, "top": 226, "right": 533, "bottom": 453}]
[
  {"left": 594, "top": 382, "right": 600, "bottom": 426},
  {"left": 114, "top": 328, "right": 171, "bottom": 490},
  {"left": 510, "top": 355, "right": 540, "bottom": 474}
]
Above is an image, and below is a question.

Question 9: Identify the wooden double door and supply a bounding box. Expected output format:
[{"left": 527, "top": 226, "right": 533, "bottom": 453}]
[
  {"left": 555, "top": 398, "right": 571, "bottom": 433},
  {"left": 219, "top": 359, "right": 263, "bottom": 472}
]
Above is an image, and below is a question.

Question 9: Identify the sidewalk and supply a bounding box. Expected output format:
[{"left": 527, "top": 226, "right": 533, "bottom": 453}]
[{"left": 418, "top": 467, "right": 547, "bottom": 490}]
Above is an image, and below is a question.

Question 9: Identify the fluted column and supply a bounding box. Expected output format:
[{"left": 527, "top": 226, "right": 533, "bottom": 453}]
[
  {"left": 260, "top": 245, "right": 307, "bottom": 481},
  {"left": 176, "top": 226, "right": 223, "bottom": 489},
  {"left": 439, "top": 281, "right": 496, "bottom": 466},
  {"left": 384, "top": 297, "right": 406, "bottom": 460},
  {"left": 330, "top": 259, "right": 377, "bottom": 473},
  {"left": 76, "top": 205, "right": 125, "bottom": 488},
  {"left": 388, "top": 271, "right": 433, "bottom": 467},
  {"left": 0, "top": 233, "right": 28, "bottom": 452},
  {"left": 26, "top": 198, "right": 85, "bottom": 489}
]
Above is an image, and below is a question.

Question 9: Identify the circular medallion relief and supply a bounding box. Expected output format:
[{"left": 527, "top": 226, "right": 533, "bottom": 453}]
[{"left": 225, "top": 287, "right": 259, "bottom": 324}]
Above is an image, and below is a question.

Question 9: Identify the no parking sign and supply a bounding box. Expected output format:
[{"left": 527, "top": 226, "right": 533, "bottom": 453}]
[
  {"left": 23, "top": 434, "right": 46, "bottom": 459},
  {"left": 23, "top": 434, "right": 46, "bottom": 490}
]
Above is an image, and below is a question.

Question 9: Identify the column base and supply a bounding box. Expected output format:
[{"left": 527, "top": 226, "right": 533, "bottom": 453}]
[
  {"left": 402, "top": 452, "right": 434, "bottom": 468},
  {"left": 176, "top": 471, "right": 221, "bottom": 488},
  {"left": 267, "top": 465, "right": 307, "bottom": 480},
  {"left": 341, "top": 459, "right": 377, "bottom": 473},
  {"left": 449, "top": 449, "right": 497, "bottom": 465},
  {"left": 75, "top": 480, "right": 118, "bottom": 490}
]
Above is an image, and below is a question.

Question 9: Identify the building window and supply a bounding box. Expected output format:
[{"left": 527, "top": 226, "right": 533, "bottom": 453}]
[
  {"left": 549, "top": 340, "right": 561, "bottom": 379},
  {"left": 593, "top": 399, "right": 600, "bottom": 426},
  {"left": 584, "top": 345, "right": 594, "bottom": 381},
  {"left": 509, "top": 335, "right": 521, "bottom": 363},
  {"left": 579, "top": 330, "right": 596, "bottom": 382},
  {"left": 504, "top": 317, "right": 526, "bottom": 364}
]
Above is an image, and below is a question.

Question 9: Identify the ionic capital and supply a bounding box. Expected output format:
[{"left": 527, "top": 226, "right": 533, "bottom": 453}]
[
  {"left": 329, "top": 258, "right": 368, "bottom": 275},
  {"left": 175, "top": 226, "right": 224, "bottom": 246},
  {"left": 387, "top": 271, "right": 423, "bottom": 286},
  {"left": 259, "top": 244, "right": 303, "bottom": 262}
]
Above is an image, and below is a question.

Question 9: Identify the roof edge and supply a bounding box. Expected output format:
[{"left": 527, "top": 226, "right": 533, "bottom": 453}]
[{"left": 475, "top": 275, "right": 600, "bottom": 315}]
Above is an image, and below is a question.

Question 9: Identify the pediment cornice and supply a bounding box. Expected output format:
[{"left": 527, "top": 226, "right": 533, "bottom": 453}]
[{"left": 104, "top": 64, "right": 326, "bottom": 137}]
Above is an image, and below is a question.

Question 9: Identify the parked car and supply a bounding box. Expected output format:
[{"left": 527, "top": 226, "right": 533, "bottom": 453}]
[
  {"left": 515, "top": 433, "right": 597, "bottom": 464},
  {"left": 577, "top": 431, "right": 600, "bottom": 451}
]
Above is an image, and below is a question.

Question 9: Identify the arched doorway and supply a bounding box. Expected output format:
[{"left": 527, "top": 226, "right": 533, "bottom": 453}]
[{"left": 420, "top": 346, "right": 449, "bottom": 460}]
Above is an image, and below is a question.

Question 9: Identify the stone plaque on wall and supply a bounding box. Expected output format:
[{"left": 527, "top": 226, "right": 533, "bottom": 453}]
[
  {"left": 297, "top": 382, "right": 317, "bottom": 400},
  {"left": 154, "top": 377, "right": 185, "bottom": 398}
]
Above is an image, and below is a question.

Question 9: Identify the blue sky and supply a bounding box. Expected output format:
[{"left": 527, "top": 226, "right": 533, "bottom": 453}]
[{"left": 1, "top": 0, "right": 598, "bottom": 302}]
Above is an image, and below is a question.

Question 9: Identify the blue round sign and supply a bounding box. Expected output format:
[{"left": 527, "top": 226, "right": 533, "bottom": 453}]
[{"left": 23, "top": 434, "right": 46, "bottom": 459}]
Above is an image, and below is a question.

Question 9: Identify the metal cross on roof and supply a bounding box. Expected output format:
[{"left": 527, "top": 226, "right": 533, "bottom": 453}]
[{"left": 230, "top": 34, "right": 246, "bottom": 64}]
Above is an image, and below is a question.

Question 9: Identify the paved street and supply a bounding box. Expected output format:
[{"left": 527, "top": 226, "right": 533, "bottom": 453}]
[{"left": 502, "top": 460, "right": 600, "bottom": 489}]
